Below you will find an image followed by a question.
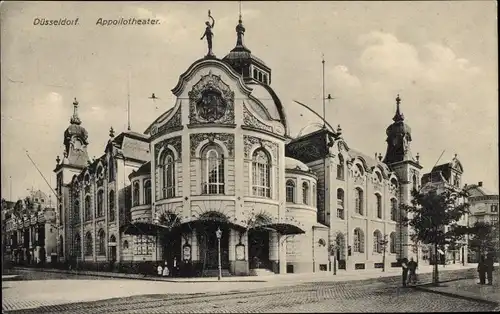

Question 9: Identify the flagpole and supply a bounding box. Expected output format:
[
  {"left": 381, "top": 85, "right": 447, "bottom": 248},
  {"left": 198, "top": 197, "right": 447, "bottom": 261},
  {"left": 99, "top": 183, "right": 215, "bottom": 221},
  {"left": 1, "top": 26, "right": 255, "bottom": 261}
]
[
  {"left": 322, "top": 55, "right": 326, "bottom": 129},
  {"left": 127, "top": 72, "right": 131, "bottom": 131}
]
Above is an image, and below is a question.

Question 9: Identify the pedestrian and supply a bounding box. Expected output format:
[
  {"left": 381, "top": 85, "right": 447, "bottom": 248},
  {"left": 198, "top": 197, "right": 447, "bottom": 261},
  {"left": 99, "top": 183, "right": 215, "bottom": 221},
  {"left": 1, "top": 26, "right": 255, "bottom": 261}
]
[
  {"left": 486, "top": 252, "right": 494, "bottom": 285},
  {"left": 477, "top": 255, "right": 486, "bottom": 285},
  {"left": 401, "top": 257, "right": 409, "bottom": 287},
  {"left": 157, "top": 264, "right": 163, "bottom": 276},
  {"left": 407, "top": 257, "right": 418, "bottom": 285},
  {"left": 162, "top": 261, "right": 169, "bottom": 277}
]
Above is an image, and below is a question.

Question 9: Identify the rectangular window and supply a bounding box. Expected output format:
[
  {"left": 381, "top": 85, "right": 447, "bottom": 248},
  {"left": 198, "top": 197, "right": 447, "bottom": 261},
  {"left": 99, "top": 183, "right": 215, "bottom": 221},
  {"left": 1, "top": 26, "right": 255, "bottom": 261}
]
[{"left": 491, "top": 205, "right": 498, "bottom": 213}]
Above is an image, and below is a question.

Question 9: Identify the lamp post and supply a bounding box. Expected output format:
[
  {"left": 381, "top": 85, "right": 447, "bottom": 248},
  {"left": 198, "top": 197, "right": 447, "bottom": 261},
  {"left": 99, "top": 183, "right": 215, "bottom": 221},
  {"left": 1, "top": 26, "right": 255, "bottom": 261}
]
[{"left": 215, "top": 227, "right": 222, "bottom": 281}]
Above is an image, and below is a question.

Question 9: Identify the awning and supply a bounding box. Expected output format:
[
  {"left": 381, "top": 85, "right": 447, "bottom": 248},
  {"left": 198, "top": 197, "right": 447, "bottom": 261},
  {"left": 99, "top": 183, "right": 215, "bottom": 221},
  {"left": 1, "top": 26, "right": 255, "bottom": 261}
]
[
  {"left": 180, "top": 216, "right": 247, "bottom": 231},
  {"left": 253, "top": 223, "right": 305, "bottom": 235}
]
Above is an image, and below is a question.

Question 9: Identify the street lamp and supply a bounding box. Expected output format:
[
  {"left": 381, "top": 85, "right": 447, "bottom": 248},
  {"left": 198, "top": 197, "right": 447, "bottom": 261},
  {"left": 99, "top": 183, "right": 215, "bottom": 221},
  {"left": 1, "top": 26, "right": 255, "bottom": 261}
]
[{"left": 215, "top": 227, "right": 222, "bottom": 281}]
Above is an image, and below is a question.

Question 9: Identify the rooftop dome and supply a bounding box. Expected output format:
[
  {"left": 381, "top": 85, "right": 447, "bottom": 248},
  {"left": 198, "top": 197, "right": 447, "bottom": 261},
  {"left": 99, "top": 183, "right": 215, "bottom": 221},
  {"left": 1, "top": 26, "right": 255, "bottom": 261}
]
[
  {"left": 285, "top": 157, "right": 309, "bottom": 172},
  {"left": 64, "top": 98, "right": 89, "bottom": 146}
]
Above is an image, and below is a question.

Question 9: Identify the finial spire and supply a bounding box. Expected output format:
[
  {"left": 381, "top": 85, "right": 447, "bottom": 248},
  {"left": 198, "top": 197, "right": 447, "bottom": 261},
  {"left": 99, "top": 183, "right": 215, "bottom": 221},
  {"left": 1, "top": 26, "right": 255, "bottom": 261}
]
[
  {"left": 109, "top": 126, "right": 115, "bottom": 138},
  {"left": 392, "top": 94, "right": 404, "bottom": 122},
  {"left": 235, "top": 2, "right": 246, "bottom": 48},
  {"left": 70, "top": 97, "right": 82, "bottom": 125}
]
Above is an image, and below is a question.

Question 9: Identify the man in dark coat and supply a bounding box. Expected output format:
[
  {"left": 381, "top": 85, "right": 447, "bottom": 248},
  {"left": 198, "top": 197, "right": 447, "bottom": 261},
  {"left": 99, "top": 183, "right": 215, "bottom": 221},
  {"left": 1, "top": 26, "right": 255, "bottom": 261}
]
[
  {"left": 477, "top": 255, "right": 486, "bottom": 284},
  {"left": 401, "top": 258, "right": 409, "bottom": 287},
  {"left": 485, "top": 252, "right": 494, "bottom": 285}
]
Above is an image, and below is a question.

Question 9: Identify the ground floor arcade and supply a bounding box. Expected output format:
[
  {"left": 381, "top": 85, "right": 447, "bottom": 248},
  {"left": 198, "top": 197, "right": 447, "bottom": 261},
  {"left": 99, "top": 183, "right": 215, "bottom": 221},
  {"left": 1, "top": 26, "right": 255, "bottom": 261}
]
[{"left": 122, "top": 212, "right": 305, "bottom": 276}]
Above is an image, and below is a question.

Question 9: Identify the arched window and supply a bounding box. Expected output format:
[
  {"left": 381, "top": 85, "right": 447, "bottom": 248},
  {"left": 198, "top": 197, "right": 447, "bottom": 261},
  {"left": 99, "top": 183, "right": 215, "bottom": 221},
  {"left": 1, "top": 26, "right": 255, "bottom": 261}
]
[
  {"left": 337, "top": 155, "right": 344, "bottom": 180},
  {"left": 84, "top": 195, "right": 91, "bottom": 221},
  {"left": 108, "top": 190, "right": 115, "bottom": 222},
  {"left": 302, "top": 182, "right": 309, "bottom": 205},
  {"left": 123, "top": 240, "right": 129, "bottom": 249},
  {"left": 356, "top": 163, "right": 364, "bottom": 176},
  {"left": 355, "top": 188, "right": 364, "bottom": 215},
  {"left": 74, "top": 199, "right": 80, "bottom": 223},
  {"left": 337, "top": 189, "right": 345, "bottom": 220},
  {"left": 85, "top": 232, "right": 92, "bottom": 256},
  {"left": 312, "top": 184, "right": 317, "bottom": 207},
  {"left": 160, "top": 149, "right": 175, "bottom": 199},
  {"left": 390, "top": 232, "right": 396, "bottom": 253},
  {"left": 252, "top": 149, "right": 271, "bottom": 198},
  {"left": 391, "top": 199, "right": 398, "bottom": 221},
  {"left": 202, "top": 144, "right": 225, "bottom": 194},
  {"left": 59, "top": 204, "right": 63, "bottom": 226},
  {"left": 353, "top": 228, "right": 364, "bottom": 253},
  {"left": 133, "top": 181, "right": 140, "bottom": 206},
  {"left": 97, "top": 189, "right": 104, "bottom": 217},
  {"left": 58, "top": 235, "right": 64, "bottom": 257},
  {"left": 108, "top": 157, "right": 115, "bottom": 182},
  {"left": 97, "top": 229, "right": 106, "bottom": 256},
  {"left": 286, "top": 180, "right": 295, "bottom": 203},
  {"left": 74, "top": 233, "right": 81, "bottom": 257},
  {"left": 376, "top": 171, "right": 383, "bottom": 182},
  {"left": 412, "top": 174, "right": 418, "bottom": 191},
  {"left": 376, "top": 194, "right": 382, "bottom": 219},
  {"left": 373, "top": 230, "right": 382, "bottom": 253},
  {"left": 144, "top": 180, "right": 152, "bottom": 205}
]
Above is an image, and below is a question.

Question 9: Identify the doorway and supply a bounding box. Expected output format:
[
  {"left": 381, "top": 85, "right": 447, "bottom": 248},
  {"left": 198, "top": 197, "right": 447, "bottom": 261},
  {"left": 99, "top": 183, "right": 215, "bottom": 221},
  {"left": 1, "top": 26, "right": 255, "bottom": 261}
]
[
  {"left": 248, "top": 228, "right": 270, "bottom": 269},
  {"left": 198, "top": 224, "right": 229, "bottom": 269}
]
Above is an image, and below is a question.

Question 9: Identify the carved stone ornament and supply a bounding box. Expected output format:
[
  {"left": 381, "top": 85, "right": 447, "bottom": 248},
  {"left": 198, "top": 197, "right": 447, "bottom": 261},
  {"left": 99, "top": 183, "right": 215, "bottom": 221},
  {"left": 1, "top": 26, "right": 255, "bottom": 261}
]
[
  {"left": 152, "top": 104, "right": 182, "bottom": 137},
  {"left": 188, "top": 71, "right": 235, "bottom": 125},
  {"left": 190, "top": 133, "right": 234, "bottom": 157},
  {"left": 154, "top": 136, "right": 182, "bottom": 162},
  {"left": 242, "top": 103, "right": 273, "bottom": 132},
  {"left": 243, "top": 135, "right": 278, "bottom": 163}
]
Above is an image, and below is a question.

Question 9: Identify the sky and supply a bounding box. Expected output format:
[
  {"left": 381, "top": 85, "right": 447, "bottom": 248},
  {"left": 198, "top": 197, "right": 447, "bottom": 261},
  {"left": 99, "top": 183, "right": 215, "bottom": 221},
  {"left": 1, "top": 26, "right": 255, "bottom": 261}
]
[{"left": 1, "top": 1, "right": 498, "bottom": 201}]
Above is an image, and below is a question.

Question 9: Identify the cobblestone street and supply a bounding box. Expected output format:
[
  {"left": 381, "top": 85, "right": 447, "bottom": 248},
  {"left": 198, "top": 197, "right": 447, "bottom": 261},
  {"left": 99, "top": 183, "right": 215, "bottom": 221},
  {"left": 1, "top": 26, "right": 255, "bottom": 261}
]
[{"left": 3, "top": 269, "right": 496, "bottom": 313}]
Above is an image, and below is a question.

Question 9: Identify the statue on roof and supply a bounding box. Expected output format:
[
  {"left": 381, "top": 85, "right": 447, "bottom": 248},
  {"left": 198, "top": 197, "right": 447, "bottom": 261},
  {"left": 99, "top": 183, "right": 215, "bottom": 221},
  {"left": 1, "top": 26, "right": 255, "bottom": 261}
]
[{"left": 200, "top": 10, "right": 215, "bottom": 57}]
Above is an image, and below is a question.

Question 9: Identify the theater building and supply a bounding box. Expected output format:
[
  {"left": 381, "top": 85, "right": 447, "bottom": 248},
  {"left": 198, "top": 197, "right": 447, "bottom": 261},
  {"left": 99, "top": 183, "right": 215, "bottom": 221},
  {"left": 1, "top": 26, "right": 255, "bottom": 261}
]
[{"left": 54, "top": 14, "right": 435, "bottom": 275}]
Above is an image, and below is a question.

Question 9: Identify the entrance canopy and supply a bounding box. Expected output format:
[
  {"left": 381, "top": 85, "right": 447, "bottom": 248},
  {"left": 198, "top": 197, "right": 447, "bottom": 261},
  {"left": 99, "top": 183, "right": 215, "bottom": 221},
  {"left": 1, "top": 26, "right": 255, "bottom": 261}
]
[{"left": 252, "top": 222, "right": 305, "bottom": 235}]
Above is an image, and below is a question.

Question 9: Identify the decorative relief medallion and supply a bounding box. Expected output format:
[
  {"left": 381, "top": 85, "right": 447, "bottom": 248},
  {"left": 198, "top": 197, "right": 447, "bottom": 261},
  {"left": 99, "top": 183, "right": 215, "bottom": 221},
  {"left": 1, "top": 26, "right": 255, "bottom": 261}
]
[
  {"left": 188, "top": 71, "right": 235, "bottom": 125},
  {"left": 242, "top": 103, "right": 273, "bottom": 132},
  {"left": 154, "top": 136, "right": 182, "bottom": 162},
  {"left": 243, "top": 135, "right": 278, "bottom": 163},
  {"left": 190, "top": 133, "right": 234, "bottom": 158},
  {"left": 153, "top": 104, "right": 182, "bottom": 137}
]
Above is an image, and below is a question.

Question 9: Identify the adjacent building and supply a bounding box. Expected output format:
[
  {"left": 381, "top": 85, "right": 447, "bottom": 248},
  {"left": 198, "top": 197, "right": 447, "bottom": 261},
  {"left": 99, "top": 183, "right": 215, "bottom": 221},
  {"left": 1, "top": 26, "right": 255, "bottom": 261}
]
[
  {"left": 3, "top": 190, "right": 58, "bottom": 265},
  {"left": 466, "top": 181, "right": 499, "bottom": 262},
  {"left": 420, "top": 156, "right": 469, "bottom": 265}
]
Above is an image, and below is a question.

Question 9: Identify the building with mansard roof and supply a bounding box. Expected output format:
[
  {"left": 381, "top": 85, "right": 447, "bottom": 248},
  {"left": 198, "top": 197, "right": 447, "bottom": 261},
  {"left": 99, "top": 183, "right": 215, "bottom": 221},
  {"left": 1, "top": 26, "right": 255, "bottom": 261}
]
[
  {"left": 420, "top": 155, "right": 468, "bottom": 265},
  {"left": 52, "top": 14, "right": 463, "bottom": 276}
]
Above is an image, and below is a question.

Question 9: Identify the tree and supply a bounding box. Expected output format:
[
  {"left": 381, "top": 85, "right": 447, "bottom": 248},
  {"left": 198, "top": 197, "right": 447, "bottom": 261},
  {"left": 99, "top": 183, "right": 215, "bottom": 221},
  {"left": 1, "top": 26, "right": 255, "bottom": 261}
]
[
  {"left": 402, "top": 186, "right": 469, "bottom": 286},
  {"left": 379, "top": 234, "right": 389, "bottom": 272},
  {"left": 468, "top": 221, "right": 496, "bottom": 259}
]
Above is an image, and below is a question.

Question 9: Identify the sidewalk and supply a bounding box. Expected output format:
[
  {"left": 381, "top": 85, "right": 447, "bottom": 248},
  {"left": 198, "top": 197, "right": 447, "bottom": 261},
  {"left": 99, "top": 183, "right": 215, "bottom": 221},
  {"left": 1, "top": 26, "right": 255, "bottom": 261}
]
[
  {"left": 415, "top": 269, "right": 500, "bottom": 306},
  {"left": 12, "top": 262, "right": 477, "bottom": 284}
]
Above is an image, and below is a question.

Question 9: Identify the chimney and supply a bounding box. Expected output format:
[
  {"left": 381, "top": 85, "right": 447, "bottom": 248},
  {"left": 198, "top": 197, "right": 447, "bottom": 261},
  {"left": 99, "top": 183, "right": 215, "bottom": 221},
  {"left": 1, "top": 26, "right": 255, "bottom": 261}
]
[{"left": 478, "top": 181, "right": 483, "bottom": 187}]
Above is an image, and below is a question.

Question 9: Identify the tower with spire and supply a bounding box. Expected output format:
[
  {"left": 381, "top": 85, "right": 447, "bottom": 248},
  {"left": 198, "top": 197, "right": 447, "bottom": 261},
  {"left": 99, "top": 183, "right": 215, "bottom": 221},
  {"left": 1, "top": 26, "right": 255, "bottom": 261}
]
[
  {"left": 222, "top": 9, "right": 272, "bottom": 85},
  {"left": 54, "top": 97, "right": 91, "bottom": 260},
  {"left": 382, "top": 95, "right": 423, "bottom": 263}
]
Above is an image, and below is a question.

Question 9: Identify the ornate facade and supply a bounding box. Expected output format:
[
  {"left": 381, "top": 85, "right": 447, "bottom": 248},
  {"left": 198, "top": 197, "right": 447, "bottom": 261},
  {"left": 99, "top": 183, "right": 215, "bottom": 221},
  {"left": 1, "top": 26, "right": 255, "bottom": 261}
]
[{"left": 53, "top": 14, "right": 456, "bottom": 275}]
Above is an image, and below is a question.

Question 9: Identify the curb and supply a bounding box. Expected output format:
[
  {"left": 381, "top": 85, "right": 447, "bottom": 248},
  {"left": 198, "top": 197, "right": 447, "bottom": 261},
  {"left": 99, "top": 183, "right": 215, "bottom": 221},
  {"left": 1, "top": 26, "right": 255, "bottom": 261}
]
[
  {"left": 12, "top": 267, "right": 268, "bottom": 283},
  {"left": 412, "top": 283, "right": 499, "bottom": 307}
]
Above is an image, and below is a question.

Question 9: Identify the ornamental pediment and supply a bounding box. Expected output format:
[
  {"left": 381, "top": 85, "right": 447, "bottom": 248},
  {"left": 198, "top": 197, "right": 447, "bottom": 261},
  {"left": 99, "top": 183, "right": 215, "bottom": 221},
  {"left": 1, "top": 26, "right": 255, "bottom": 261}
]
[{"left": 188, "top": 70, "right": 235, "bottom": 126}]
